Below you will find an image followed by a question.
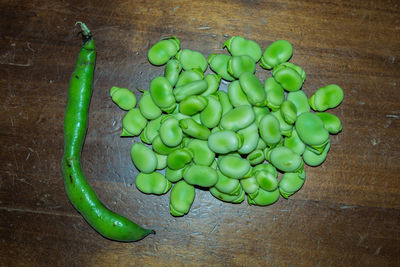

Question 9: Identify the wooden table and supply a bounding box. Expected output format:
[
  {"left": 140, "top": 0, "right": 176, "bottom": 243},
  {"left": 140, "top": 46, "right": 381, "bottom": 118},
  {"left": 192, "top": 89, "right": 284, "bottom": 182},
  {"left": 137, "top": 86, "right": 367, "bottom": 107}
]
[{"left": 1, "top": 0, "right": 399, "bottom": 266}]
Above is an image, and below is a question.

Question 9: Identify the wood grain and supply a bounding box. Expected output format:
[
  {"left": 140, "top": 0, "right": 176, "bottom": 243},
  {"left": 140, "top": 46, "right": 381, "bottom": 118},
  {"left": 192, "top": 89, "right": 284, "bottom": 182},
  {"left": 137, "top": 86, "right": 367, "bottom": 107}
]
[{"left": 1, "top": 0, "right": 399, "bottom": 266}]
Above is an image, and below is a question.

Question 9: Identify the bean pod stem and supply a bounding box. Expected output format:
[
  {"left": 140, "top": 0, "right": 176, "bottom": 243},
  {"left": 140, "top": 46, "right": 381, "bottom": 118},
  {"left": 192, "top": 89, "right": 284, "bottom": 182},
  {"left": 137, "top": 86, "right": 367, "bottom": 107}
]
[{"left": 61, "top": 22, "right": 154, "bottom": 242}]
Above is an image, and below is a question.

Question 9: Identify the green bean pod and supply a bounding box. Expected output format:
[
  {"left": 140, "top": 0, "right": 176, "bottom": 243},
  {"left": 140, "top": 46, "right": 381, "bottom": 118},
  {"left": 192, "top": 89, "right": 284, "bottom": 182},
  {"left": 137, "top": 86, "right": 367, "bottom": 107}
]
[
  {"left": 135, "top": 172, "right": 171, "bottom": 195},
  {"left": 260, "top": 40, "right": 293, "bottom": 69},
  {"left": 176, "top": 48, "right": 208, "bottom": 72},
  {"left": 110, "top": 87, "right": 137, "bottom": 110},
  {"left": 121, "top": 108, "right": 147, "bottom": 136},
  {"left": 208, "top": 54, "right": 235, "bottom": 81},
  {"left": 239, "top": 72, "right": 267, "bottom": 106},
  {"left": 180, "top": 118, "right": 211, "bottom": 140},
  {"left": 164, "top": 59, "right": 182, "bottom": 87},
  {"left": 309, "top": 84, "right": 344, "bottom": 111},
  {"left": 138, "top": 91, "right": 162, "bottom": 120},
  {"left": 130, "top": 142, "right": 157, "bottom": 173},
  {"left": 174, "top": 79, "right": 208, "bottom": 102},
  {"left": 148, "top": 36, "right": 180, "bottom": 66},
  {"left": 200, "top": 94, "right": 223, "bottom": 128},
  {"left": 223, "top": 36, "right": 262, "bottom": 62},
  {"left": 208, "top": 130, "right": 243, "bottom": 154},
  {"left": 170, "top": 180, "right": 195, "bottom": 216},
  {"left": 228, "top": 55, "right": 256, "bottom": 78},
  {"left": 183, "top": 164, "right": 219, "bottom": 187},
  {"left": 62, "top": 23, "right": 153, "bottom": 241}
]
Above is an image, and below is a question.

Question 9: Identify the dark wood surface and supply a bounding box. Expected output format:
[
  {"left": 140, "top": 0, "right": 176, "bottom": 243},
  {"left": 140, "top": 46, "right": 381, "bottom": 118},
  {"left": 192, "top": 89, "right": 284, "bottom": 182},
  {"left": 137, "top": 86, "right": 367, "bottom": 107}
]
[{"left": 1, "top": 0, "right": 399, "bottom": 266}]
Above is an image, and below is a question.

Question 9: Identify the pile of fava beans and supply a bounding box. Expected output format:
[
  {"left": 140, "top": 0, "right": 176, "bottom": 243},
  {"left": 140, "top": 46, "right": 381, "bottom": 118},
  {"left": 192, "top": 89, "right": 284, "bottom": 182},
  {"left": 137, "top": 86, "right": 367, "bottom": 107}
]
[{"left": 110, "top": 36, "right": 344, "bottom": 216}]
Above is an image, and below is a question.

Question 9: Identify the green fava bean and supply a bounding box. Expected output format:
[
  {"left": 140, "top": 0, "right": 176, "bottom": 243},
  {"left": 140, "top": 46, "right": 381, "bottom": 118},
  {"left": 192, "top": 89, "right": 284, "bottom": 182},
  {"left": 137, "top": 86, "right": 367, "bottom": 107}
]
[
  {"left": 141, "top": 115, "right": 162, "bottom": 144},
  {"left": 110, "top": 87, "right": 137, "bottom": 110},
  {"left": 276, "top": 62, "right": 306, "bottom": 82},
  {"left": 167, "top": 148, "right": 193, "bottom": 170},
  {"left": 148, "top": 36, "right": 180, "bottom": 66},
  {"left": 260, "top": 40, "right": 293, "bottom": 69},
  {"left": 217, "top": 90, "right": 233, "bottom": 116},
  {"left": 201, "top": 74, "right": 221, "bottom": 96},
  {"left": 253, "top": 106, "right": 270, "bottom": 126},
  {"left": 316, "top": 112, "right": 343, "bottom": 134},
  {"left": 159, "top": 116, "right": 183, "bottom": 147},
  {"left": 264, "top": 77, "right": 285, "bottom": 111},
  {"left": 295, "top": 112, "right": 329, "bottom": 146},
  {"left": 187, "top": 139, "right": 215, "bottom": 166},
  {"left": 220, "top": 105, "right": 255, "bottom": 131},
  {"left": 273, "top": 65, "right": 303, "bottom": 92},
  {"left": 149, "top": 76, "right": 176, "bottom": 111},
  {"left": 183, "top": 164, "right": 218, "bottom": 187},
  {"left": 240, "top": 176, "right": 259, "bottom": 195},
  {"left": 135, "top": 172, "right": 171, "bottom": 195},
  {"left": 218, "top": 155, "right": 251, "bottom": 179},
  {"left": 208, "top": 54, "right": 235, "bottom": 81},
  {"left": 228, "top": 80, "right": 251, "bottom": 107},
  {"left": 174, "top": 79, "right": 208, "bottom": 102},
  {"left": 239, "top": 72, "right": 266, "bottom": 106},
  {"left": 279, "top": 172, "right": 306, "bottom": 198},
  {"left": 228, "top": 55, "right": 256, "bottom": 79},
  {"left": 138, "top": 91, "right": 162, "bottom": 120},
  {"left": 284, "top": 128, "right": 306, "bottom": 155},
  {"left": 248, "top": 188, "right": 280, "bottom": 206},
  {"left": 170, "top": 180, "right": 195, "bottom": 217},
  {"left": 280, "top": 100, "right": 297, "bottom": 125},
  {"left": 272, "top": 110, "right": 293, "bottom": 137},
  {"left": 151, "top": 135, "right": 180, "bottom": 155},
  {"left": 175, "top": 68, "right": 204, "bottom": 87},
  {"left": 191, "top": 113, "right": 202, "bottom": 124},
  {"left": 309, "top": 84, "right": 344, "bottom": 111},
  {"left": 165, "top": 166, "right": 186, "bottom": 183},
  {"left": 131, "top": 143, "right": 157, "bottom": 173},
  {"left": 258, "top": 114, "right": 281, "bottom": 146},
  {"left": 215, "top": 170, "right": 242, "bottom": 195},
  {"left": 180, "top": 118, "right": 211, "bottom": 140},
  {"left": 303, "top": 141, "right": 331, "bottom": 167},
  {"left": 155, "top": 153, "right": 167, "bottom": 170},
  {"left": 164, "top": 59, "right": 182, "bottom": 87},
  {"left": 287, "top": 90, "right": 310, "bottom": 116},
  {"left": 121, "top": 108, "right": 147, "bottom": 136},
  {"left": 176, "top": 49, "right": 208, "bottom": 72},
  {"left": 208, "top": 130, "right": 243, "bottom": 154},
  {"left": 255, "top": 170, "right": 278, "bottom": 192},
  {"left": 200, "top": 95, "right": 222, "bottom": 128},
  {"left": 179, "top": 95, "right": 208, "bottom": 116},
  {"left": 252, "top": 163, "right": 278, "bottom": 176},
  {"left": 256, "top": 138, "right": 267, "bottom": 150},
  {"left": 237, "top": 123, "right": 259, "bottom": 154},
  {"left": 247, "top": 149, "right": 265, "bottom": 166},
  {"left": 210, "top": 186, "right": 245, "bottom": 203},
  {"left": 267, "top": 146, "right": 303, "bottom": 172},
  {"left": 223, "top": 36, "right": 262, "bottom": 62}
]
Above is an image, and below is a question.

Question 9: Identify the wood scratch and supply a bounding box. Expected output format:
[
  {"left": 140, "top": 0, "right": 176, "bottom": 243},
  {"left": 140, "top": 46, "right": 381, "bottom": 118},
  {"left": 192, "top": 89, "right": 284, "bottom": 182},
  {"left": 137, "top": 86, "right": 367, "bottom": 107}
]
[{"left": 0, "top": 206, "right": 80, "bottom": 218}]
